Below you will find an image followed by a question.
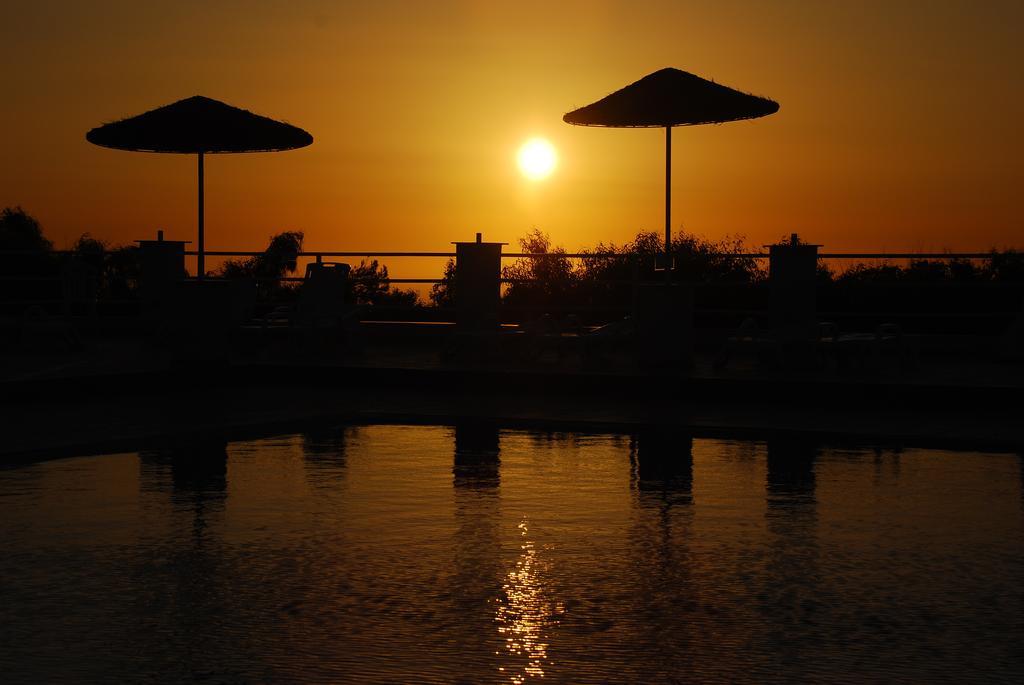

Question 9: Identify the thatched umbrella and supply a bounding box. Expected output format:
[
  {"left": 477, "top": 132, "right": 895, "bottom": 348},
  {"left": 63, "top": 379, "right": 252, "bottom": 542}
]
[
  {"left": 87, "top": 96, "right": 313, "bottom": 278},
  {"left": 564, "top": 68, "right": 778, "bottom": 278}
]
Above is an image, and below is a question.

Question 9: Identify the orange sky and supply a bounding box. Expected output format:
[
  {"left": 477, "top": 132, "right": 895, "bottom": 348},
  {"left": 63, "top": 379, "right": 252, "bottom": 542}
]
[{"left": 2, "top": 1, "right": 1022, "bottom": 259}]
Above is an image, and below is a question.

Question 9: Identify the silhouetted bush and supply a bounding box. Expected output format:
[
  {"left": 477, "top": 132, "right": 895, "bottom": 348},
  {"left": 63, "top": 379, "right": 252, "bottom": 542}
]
[
  {"left": 3, "top": 204, "right": 1021, "bottom": 331},
  {"left": 495, "top": 228, "right": 763, "bottom": 317},
  {"left": 985, "top": 249, "right": 1024, "bottom": 283},
  {"left": 815, "top": 250, "right": 1024, "bottom": 334},
  {"left": 349, "top": 259, "right": 419, "bottom": 307},
  {"left": 820, "top": 252, "right": 1024, "bottom": 287},
  {"left": 432, "top": 228, "right": 1023, "bottom": 331},
  {"left": 577, "top": 231, "right": 762, "bottom": 284}
]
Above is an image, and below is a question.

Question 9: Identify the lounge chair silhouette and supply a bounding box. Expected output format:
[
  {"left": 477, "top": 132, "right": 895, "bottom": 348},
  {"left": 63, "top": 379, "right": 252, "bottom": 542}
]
[{"left": 269, "top": 262, "right": 360, "bottom": 352}]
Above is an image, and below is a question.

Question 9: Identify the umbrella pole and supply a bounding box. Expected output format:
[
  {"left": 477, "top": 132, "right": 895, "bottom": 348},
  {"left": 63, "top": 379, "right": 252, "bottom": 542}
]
[
  {"left": 197, "top": 151, "right": 205, "bottom": 279},
  {"left": 664, "top": 125, "right": 672, "bottom": 284}
]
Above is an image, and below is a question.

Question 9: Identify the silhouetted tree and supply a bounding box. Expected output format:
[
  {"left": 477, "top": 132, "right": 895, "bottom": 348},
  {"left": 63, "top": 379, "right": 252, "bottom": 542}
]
[
  {"left": 502, "top": 229, "right": 578, "bottom": 311},
  {"left": 69, "top": 233, "right": 141, "bottom": 299},
  {"left": 0, "top": 206, "right": 52, "bottom": 253},
  {"left": 71, "top": 233, "right": 105, "bottom": 272},
  {"left": 430, "top": 258, "right": 457, "bottom": 308},
  {"left": 217, "top": 231, "right": 303, "bottom": 297},
  {"left": 219, "top": 231, "right": 302, "bottom": 280},
  {"left": 1, "top": 207, "right": 54, "bottom": 276},
  {"left": 1, "top": 207, "right": 56, "bottom": 304},
  {"left": 103, "top": 245, "right": 141, "bottom": 299}
]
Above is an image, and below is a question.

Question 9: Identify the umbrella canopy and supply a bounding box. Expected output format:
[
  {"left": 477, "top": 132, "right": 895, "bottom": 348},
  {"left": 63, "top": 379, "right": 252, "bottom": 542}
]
[
  {"left": 564, "top": 68, "right": 778, "bottom": 279},
  {"left": 86, "top": 95, "right": 312, "bottom": 153},
  {"left": 87, "top": 96, "right": 312, "bottom": 277},
  {"left": 563, "top": 67, "right": 778, "bottom": 128}
]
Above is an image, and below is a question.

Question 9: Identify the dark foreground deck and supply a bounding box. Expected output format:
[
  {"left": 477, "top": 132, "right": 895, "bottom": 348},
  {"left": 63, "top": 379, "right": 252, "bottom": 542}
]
[{"left": 3, "top": 327, "right": 1023, "bottom": 461}]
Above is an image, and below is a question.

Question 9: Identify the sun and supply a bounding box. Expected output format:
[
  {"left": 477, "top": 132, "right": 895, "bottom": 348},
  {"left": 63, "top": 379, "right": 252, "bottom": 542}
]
[{"left": 517, "top": 138, "right": 557, "bottom": 180}]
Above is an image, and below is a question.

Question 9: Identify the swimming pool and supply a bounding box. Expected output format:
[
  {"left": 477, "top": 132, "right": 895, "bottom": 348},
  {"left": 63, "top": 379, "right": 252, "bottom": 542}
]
[{"left": 1, "top": 425, "right": 1021, "bottom": 683}]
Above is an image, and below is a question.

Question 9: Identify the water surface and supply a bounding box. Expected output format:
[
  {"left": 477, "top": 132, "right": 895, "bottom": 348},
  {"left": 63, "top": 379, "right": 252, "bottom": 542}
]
[{"left": 1, "top": 425, "right": 1021, "bottom": 683}]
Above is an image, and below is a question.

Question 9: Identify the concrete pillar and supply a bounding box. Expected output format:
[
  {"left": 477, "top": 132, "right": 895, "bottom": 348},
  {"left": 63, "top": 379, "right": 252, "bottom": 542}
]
[
  {"left": 166, "top": 280, "right": 232, "bottom": 364},
  {"left": 634, "top": 283, "right": 693, "bottom": 370},
  {"left": 137, "top": 231, "right": 187, "bottom": 320},
  {"left": 769, "top": 233, "right": 819, "bottom": 338},
  {"left": 452, "top": 233, "right": 505, "bottom": 332}
]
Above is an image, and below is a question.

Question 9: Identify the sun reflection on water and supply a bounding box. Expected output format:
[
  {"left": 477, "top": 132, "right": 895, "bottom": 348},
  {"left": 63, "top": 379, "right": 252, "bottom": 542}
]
[{"left": 495, "top": 520, "right": 564, "bottom": 683}]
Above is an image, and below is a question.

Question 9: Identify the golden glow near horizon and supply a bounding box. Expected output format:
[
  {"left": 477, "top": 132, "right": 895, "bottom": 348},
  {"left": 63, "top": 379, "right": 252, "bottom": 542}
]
[
  {"left": 517, "top": 138, "right": 557, "bottom": 181},
  {"left": 1, "top": 2, "right": 1022, "bottom": 254}
]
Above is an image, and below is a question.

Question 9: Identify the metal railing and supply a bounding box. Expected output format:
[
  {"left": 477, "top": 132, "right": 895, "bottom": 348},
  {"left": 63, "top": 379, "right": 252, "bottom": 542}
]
[
  {"left": 2, "top": 248, "right": 1022, "bottom": 333},
  {"left": 177, "top": 249, "right": 1019, "bottom": 283}
]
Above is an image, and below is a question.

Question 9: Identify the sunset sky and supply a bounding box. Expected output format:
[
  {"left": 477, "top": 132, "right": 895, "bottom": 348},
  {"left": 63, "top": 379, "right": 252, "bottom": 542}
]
[{"left": 2, "top": 0, "right": 1021, "bottom": 258}]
